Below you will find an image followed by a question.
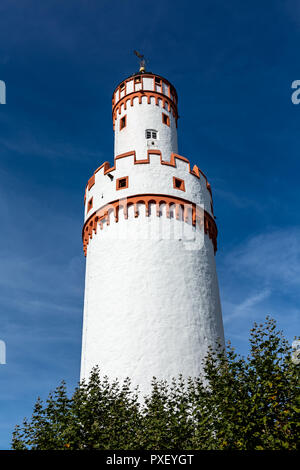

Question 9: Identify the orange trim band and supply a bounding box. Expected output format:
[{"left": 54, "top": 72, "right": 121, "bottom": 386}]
[
  {"left": 88, "top": 175, "right": 95, "bottom": 190},
  {"left": 82, "top": 193, "right": 217, "bottom": 256},
  {"left": 112, "top": 91, "right": 178, "bottom": 129},
  {"left": 86, "top": 150, "right": 210, "bottom": 190},
  {"left": 112, "top": 73, "right": 178, "bottom": 104}
]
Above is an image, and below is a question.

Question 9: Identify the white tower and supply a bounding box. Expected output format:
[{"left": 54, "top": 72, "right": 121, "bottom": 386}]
[{"left": 80, "top": 62, "right": 225, "bottom": 395}]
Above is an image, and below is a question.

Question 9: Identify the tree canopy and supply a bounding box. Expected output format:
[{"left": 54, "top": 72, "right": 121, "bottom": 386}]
[{"left": 12, "top": 317, "right": 299, "bottom": 450}]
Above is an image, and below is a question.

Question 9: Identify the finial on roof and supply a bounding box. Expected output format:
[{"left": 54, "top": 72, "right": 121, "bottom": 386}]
[{"left": 134, "top": 50, "right": 146, "bottom": 73}]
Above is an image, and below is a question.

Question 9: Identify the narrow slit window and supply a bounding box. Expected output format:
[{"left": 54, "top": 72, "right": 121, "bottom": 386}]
[
  {"left": 120, "top": 115, "right": 127, "bottom": 130},
  {"left": 173, "top": 177, "right": 185, "bottom": 192},
  {"left": 116, "top": 176, "right": 129, "bottom": 190},
  {"left": 87, "top": 197, "right": 93, "bottom": 212},
  {"left": 162, "top": 113, "right": 170, "bottom": 126}
]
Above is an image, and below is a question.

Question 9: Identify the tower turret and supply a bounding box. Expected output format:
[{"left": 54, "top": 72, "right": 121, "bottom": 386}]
[
  {"left": 80, "top": 64, "right": 225, "bottom": 396},
  {"left": 113, "top": 71, "right": 178, "bottom": 161}
]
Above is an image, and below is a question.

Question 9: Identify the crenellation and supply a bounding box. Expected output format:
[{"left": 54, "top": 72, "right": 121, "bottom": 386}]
[{"left": 84, "top": 151, "right": 214, "bottom": 221}]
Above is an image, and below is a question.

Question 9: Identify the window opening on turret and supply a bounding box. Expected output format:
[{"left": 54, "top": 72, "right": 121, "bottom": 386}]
[
  {"left": 116, "top": 176, "right": 129, "bottom": 190},
  {"left": 173, "top": 177, "right": 185, "bottom": 192},
  {"left": 87, "top": 197, "right": 93, "bottom": 212},
  {"left": 162, "top": 113, "right": 170, "bottom": 126},
  {"left": 145, "top": 129, "right": 158, "bottom": 140},
  {"left": 120, "top": 115, "right": 127, "bottom": 130}
]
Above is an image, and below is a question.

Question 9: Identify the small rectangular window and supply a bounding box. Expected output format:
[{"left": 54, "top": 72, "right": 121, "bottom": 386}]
[
  {"left": 116, "top": 176, "right": 129, "bottom": 190},
  {"left": 120, "top": 82, "right": 125, "bottom": 90},
  {"left": 135, "top": 76, "right": 141, "bottom": 83},
  {"left": 162, "top": 113, "right": 170, "bottom": 126},
  {"left": 173, "top": 177, "right": 185, "bottom": 192},
  {"left": 155, "top": 77, "right": 161, "bottom": 85},
  {"left": 120, "top": 115, "right": 126, "bottom": 130},
  {"left": 87, "top": 197, "right": 93, "bottom": 212},
  {"left": 119, "top": 179, "right": 126, "bottom": 188},
  {"left": 145, "top": 129, "right": 158, "bottom": 139}
]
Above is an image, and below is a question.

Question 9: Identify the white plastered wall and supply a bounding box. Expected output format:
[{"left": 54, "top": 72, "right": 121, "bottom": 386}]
[
  {"left": 80, "top": 209, "right": 224, "bottom": 396},
  {"left": 114, "top": 98, "right": 178, "bottom": 161}
]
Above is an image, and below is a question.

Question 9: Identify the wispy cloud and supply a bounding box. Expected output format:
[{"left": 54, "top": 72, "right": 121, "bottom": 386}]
[
  {"left": 223, "top": 288, "right": 271, "bottom": 324},
  {"left": 219, "top": 227, "right": 300, "bottom": 348},
  {"left": 223, "top": 228, "right": 300, "bottom": 289},
  {"left": 0, "top": 165, "right": 84, "bottom": 404},
  {"left": 214, "top": 186, "right": 266, "bottom": 211}
]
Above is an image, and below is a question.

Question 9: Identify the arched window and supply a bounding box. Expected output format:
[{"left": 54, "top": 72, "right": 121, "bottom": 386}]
[{"left": 145, "top": 129, "right": 158, "bottom": 139}]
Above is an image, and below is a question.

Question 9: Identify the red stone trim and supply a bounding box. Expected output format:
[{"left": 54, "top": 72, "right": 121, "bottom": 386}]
[
  {"left": 88, "top": 174, "right": 95, "bottom": 190},
  {"left": 82, "top": 193, "right": 217, "bottom": 256},
  {"left": 113, "top": 73, "right": 178, "bottom": 104},
  {"left": 112, "top": 91, "right": 178, "bottom": 129},
  {"left": 86, "top": 150, "right": 211, "bottom": 193}
]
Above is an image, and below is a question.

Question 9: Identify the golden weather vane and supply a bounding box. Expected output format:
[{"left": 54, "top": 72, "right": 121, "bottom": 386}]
[{"left": 134, "top": 50, "right": 146, "bottom": 73}]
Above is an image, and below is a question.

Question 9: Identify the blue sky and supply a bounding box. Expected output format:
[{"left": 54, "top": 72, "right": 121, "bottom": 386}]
[{"left": 0, "top": 0, "right": 300, "bottom": 449}]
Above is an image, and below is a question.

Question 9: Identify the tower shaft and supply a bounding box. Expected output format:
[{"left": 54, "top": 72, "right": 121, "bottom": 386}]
[{"left": 80, "top": 71, "right": 225, "bottom": 395}]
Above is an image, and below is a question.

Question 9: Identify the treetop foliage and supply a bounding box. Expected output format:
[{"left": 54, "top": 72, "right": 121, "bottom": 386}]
[{"left": 12, "top": 317, "right": 299, "bottom": 450}]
